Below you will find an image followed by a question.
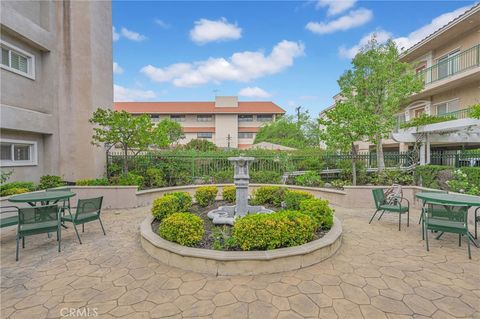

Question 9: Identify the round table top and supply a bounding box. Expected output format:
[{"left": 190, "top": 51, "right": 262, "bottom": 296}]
[
  {"left": 8, "top": 191, "right": 76, "bottom": 203},
  {"left": 416, "top": 192, "right": 480, "bottom": 206}
]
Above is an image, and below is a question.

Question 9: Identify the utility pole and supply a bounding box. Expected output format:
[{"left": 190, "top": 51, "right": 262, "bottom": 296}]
[
  {"left": 295, "top": 106, "right": 302, "bottom": 125},
  {"left": 227, "top": 134, "right": 231, "bottom": 150}
]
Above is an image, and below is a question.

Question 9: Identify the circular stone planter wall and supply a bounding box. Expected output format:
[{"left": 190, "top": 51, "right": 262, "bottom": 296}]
[{"left": 140, "top": 216, "right": 342, "bottom": 276}]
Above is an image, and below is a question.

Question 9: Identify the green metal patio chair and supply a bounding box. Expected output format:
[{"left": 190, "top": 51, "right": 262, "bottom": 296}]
[
  {"left": 370, "top": 188, "right": 410, "bottom": 231},
  {"left": 475, "top": 207, "right": 479, "bottom": 239},
  {"left": 61, "top": 197, "right": 105, "bottom": 244},
  {"left": 0, "top": 206, "right": 19, "bottom": 228},
  {"left": 16, "top": 205, "right": 61, "bottom": 261},
  {"left": 418, "top": 190, "right": 448, "bottom": 225},
  {"left": 424, "top": 202, "right": 473, "bottom": 259}
]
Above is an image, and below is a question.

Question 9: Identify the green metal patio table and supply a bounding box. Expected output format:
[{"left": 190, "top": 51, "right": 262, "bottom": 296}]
[{"left": 416, "top": 192, "right": 480, "bottom": 247}]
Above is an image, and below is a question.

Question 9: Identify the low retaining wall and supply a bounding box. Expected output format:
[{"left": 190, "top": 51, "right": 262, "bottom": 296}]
[{"left": 141, "top": 216, "right": 342, "bottom": 276}]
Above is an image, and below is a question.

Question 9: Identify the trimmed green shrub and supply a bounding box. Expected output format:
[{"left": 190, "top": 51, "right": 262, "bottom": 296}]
[
  {"left": 460, "top": 167, "right": 480, "bottom": 189},
  {"left": 158, "top": 213, "right": 205, "bottom": 247},
  {"left": 250, "top": 186, "right": 286, "bottom": 207},
  {"left": 415, "top": 165, "right": 450, "bottom": 189},
  {"left": 294, "top": 171, "right": 323, "bottom": 187},
  {"left": 0, "top": 181, "right": 36, "bottom": 196},
  {"left": 299, "top": 198, "right": 334, "bottom": 230},
  {"left": 330, "top": 179, "right": 351, "bottom": 189},
  {"left": 76, "top": 178, "right": 110, "bottom": 186},
  {"left": 38, "top": 175, "right": 64, "bottom": 189},
  {"left": 212, "top": 170, "right": 234, "bottom": 183},
  {"left": 1, "top": 188, "right": 30, "bottom": 196},
  {"left": 284, "top": 189, "right": 314, "bottom": 210},
  {"left": 184, "top": 139, "right": 217, "bottom": 151},
  {"left": 151, "top": 194, "right": 180, "bottom": 220},
  {"left": 168, "top": 192, "right": 192, "bottom": 211},
  {"left": 222, "top": 186, "right": 236, "bottom": 203},
  {"left": 145, "top": 168, "right": 166, "bottom": 188},
  {"left": 195, "top": 186, "right": 218, "bottom": 207},
  {"left": 232, "top": 210, "right": 316, "bottom": 250},
  {"left": 373, "top": 169, "right": 414, "bottom": 186},
  {"left": 116, "top": 173, "right": 144, "bottom": 188},
  {"left": 447, "top": 169, "right": 480, "bottom": 195},
  {"left": 250, "top": 171, "right": 282, "bottom": 184}
]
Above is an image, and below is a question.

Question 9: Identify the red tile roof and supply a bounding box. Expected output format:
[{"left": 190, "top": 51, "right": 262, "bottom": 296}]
[
  {"left": 182, "top": 127, "right": 215, "bottom": 133},
  {"left": 114, "top": 101, "right": 285, "bottom": 114}
]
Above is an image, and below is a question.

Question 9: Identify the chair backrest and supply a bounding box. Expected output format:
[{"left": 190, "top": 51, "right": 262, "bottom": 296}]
[
  {"left": 372, "top": 189, "right": 386, "bottom": 209},
  {"left": 75, "top": 197, "right": 103, "bottom": 221},
  {"left": 18, "top": 205, "right": 59, "bottom": 226},
  {"left": 426, "top": 203, "right": 468, "bottom": 224}
]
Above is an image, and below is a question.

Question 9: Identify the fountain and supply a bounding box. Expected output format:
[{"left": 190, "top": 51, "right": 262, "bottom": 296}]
[{"left": 207, "top": 156, "right": 273, "bottom": 225}]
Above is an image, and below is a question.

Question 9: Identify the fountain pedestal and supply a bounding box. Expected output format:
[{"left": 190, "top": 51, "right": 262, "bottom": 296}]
[{"left": 207, "top": 156, "right": 273, "bottom": 225}]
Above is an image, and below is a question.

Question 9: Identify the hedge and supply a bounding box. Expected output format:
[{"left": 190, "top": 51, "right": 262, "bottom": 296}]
[{"left": 158, "top": 213, "right": 205, "bottom": 247}]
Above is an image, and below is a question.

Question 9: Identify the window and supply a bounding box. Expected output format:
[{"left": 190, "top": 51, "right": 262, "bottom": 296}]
[
  {"left": 0, "top": 139, "right": 37, "bottom": 166},
  {"left": 434, "top": 99, "right": 459, "bottom": 116},
  {"left": 437, "top": 49, "right": 460, "bottom": 79},
  {"left": 170, "top": 115, "right": 185, "bottom": 122},
  {"left": 0, "top": 41, "right": 35, "bottom": 79},
  {"left": 197, "top": 132, "right": 212, "bottom": 139},
  {"left": 150, "top": 114, "right": 160, "bottom": 122},
  {"left": 197, "top": 115, "right": 212, "bottom": 122},
  {"left": 238, "top": 132, "right": 254, "bottom": 139},
  {"left": 257, "top": 114, "right": 273, "bottom": 122},
  {"left": 238, "top": 115, "right": 253, "bottom": 122}
]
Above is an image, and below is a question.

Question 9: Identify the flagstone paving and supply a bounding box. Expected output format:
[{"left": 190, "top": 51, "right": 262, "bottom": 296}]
[{"left": 1, "top": 205, "right": 479, "bottom": 319}]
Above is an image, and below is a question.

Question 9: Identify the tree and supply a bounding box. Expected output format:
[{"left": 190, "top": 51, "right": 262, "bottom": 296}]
[
  {"left": 152, "top": 118, "right": 185, "bottom": 148},
  {"left": 89, "top": 108, "right": 153, "bottom": 174},
  {"left": 319, "top": 101, "right": 369, "bottom": 185},
  {"left": 184, "top": 139, "right": 217, "bottom": 151},
  {"left": 339, "top": 36, "right": 424, "bottom": 171}
]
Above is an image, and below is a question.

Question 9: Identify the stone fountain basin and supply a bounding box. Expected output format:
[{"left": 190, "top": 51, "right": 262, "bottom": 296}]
[
  {"left": 140, "top": 216, "right": 342, "bottom": 276},
  {"left": 207, "top": 205, "right": 274, "bottom": 225}
]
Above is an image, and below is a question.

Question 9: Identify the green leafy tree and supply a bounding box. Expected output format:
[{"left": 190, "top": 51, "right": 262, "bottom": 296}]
[
  {"left": 319, "top": 101, "right": 369, "bottom": 185},
  {"left": 340, "top": 36, "right": 424, "bottom": 171},
  {"left": 254, "top": 115, "right": 310, "bottom": 148},
  {"left": 152, "top": 118, "right": 185, "bottom": 148},
  {"left": 184, "top": 139, "right": 217, "bottom": 151},
  {"left": 89, "top": 108, "right": 153, "bottom": 173},
  {"left": 471, "top": 103, "right": 480, "bottom": 119}
]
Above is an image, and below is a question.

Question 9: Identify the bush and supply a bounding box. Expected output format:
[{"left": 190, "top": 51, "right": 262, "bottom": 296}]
[
  {"left": 75, "top": 178, "right": 110, "bottom": 186},
  {"left": 299, "top": 198, "right": 334, "bottom": 230},
  {"left": 0, "top": 181, "right": 36, "bottom": 196},
  {"left": 1, "top": 188, "right": 30, "bottom": 196},
  {"left": 158, "top": 213, "right": 205, "bottom": 247},
  {"left": 373, "top": 169, "right": 414, "bottom": 186},
  {"left": 415, "top": 165, "right": 450, "bottom": 189},
  {"left": 338, "top": 160, "right": 368, "bottom": 185},
  {"left": 195, "top": 186, "right": 218, "bottom": 207},
  {"left": 284, "top": 189, "right": 314, "bottom": 210},
  {"left": 145, "top": 168, "right": 166, "bottom": 188},
  {"left": 250, "top": 186, "right": 286, "bottom": 207},
  {"left": 212, "top": 170, "right": 234, "bottom": 183},
  {"left": 294, "top": 171, "right": 323, "bottom": 187},
  {"left": 460, "top": 167, "right": 480, "bottom": 189},
  {"left": 184, "top": 139, "right": 217, "bottom": 151},
  {"left": 151, "top": 194, "right": 180, "bottom": 220},
  {"left": 116, "top": 173, "right": 144, "bottom": 188},
  {"left": 39, "top": 175, "right": 64, "bottom": 189},
  {"left": 330, "top": 179, "right": 351, "bottom": 189},
  {"left": 250, "top": 171, "right": 282, "bottom": 184},
  {"left": 232, "top": 210, "right": 316, "bottom": 250},
  {"left": 222, "top": 186, "right": 236, "bottom": 203},
  {"left": 447, "top": 169, "right": 480, "bottom": 195},
  {"left": 168, "top": 192, "right": 192, "bottom": 211}
]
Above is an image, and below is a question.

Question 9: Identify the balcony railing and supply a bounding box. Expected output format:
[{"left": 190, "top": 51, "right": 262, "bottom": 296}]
[
  {"left": 394, "top": 107, "right": 472, "bottom": 132},
  {"left": 417, "top": 44, "right": 480, "bottom": 85}
]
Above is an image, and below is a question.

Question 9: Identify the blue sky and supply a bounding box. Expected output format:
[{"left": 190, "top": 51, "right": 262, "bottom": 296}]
[{"left": 112, "top": 0, "right": 477, "bottom": 115}]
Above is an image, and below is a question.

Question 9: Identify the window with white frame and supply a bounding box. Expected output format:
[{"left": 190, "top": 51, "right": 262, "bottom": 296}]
[
  {"left": 197, "top": 132, "right": 212, "bottom": 139},
  {"left": 0, "top": 139, "right": 37, "bottom": 166},
  {"left": 238, "top": 132, "right": 254, "bottom": 139},
  {"left": 238, "top": 115, "right": 253, "bottom": 122},
  {"left": 434, "top": 99, "right": 459, "bottom": 115},
  {"left": 150, "top": 114, "right": 160, "bottom": 122},
  {"left": 170, "top": 115, "right": 185, "bottom": 122},
  {"left": 197, "top": 115, "right": 213, "bottom": 122},
  {"left": 256, "top": 114, "right": 273, "bottom": 122},
  {"left": 1, "top": 41, "right": 35, "bottom": 79}
]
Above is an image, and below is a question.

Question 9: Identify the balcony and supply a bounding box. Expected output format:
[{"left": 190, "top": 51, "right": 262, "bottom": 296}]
[
  {"left": 394, "top": 107, "right": 472, "bottom": 132},
  {"left": 417, "top": 44, "right": 479, "bottom": 85}
]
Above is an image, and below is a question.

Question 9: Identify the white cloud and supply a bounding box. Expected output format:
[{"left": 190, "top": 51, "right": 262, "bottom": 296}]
[
  {"left": 239, "top": 87, "right": 271, "bottom": 98},
  {"left": 190, "top": 18, "right": 242, "bottom": 45},
  {"left": 114, "top": 84, "right": 156, "bottom": 102},
  {"left": 338, "top": 5, "right": 472, "bottom": 59},
  {"left": 316, "top": 0, "right": 357, "bottom": 16},
  {"left": 120, "top": 27, "right": 147, "bottom": 41},
  {"left": 154, "top": 19, "right": 170, "bottom": 29},
  {"left": 141, "top": 40, "right": 305, "bottom": 87},
  {"left": 338, "top": 30, "right": 392, "bottom": 59},
  {"left": 113, "top": 62, "right": 124, "bottom": 74},
  {"left": 306, "top": 8, "right": 373, "bottom": 35},
  {"left": 112, "top": 26, "right": 120, "bottom": 41}
]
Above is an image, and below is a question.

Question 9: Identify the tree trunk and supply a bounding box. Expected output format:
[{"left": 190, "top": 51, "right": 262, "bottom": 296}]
[
  {"left": 123, "top": 145, "right": 129, "bottom": 175},
  {"left": 376, "top": 135, "right": 385, "bottom": 172},
  {"left": 351, "top": 142, "right": 357, "bottom": 186}
]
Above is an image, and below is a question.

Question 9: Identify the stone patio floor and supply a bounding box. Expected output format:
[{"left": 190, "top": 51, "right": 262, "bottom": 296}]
[{"left": 1, "top": 205, "right": 479, "bottom": 319}]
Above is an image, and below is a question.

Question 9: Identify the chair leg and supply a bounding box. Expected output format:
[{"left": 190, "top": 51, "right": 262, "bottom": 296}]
[
  {"left": 72, "top": 223, "right": 82, "bottom": 244},
  {"left": 22, "top": 236, "right": 25, "bottom": 249},
  {"left": 418, "top": 213, "right": 422, "bottom": 225},
  {"left": 459, "top": 234, "right": 462, "bottom": 247},
  {"left": 82, "top": 224, "right": 84, "bottom": 233},
  {"left": 377, "top": 210, "right": 386, "bottom": 221},
  {"left": 467, "top": 233, "right": 471, "bottom": 259},
  {"left": 16, "top": 235, "right": 20, "bottom": 261},
  {"left": 369, "top": 209, "right": 379, "bottom": 224},
  {"left": 58, "top": 226, "right": 61, "bottom": 252},
  {"left": 407, "top": 209, "right": 409, "bottom": 227},
  {"left": 398, "top": 213, "right": 401, "bottom": 231},
  {"left": 425, "top": 227, "right": 430, "bottom": 252},
  {"left": 99, "top": 218, "right": 106, "bottom": 235},
  {"left": 475, "top": 208, "right": 478, "bottom": 239}
]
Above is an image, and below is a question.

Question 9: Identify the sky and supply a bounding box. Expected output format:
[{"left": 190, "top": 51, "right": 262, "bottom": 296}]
[{"left": 112, "top": 0, "right": 477, "bottom": 115}]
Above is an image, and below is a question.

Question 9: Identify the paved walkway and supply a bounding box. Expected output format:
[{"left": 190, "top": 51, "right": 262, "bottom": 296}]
[{"left": 1, "top": 205, "right": 479, "bottom": 319}]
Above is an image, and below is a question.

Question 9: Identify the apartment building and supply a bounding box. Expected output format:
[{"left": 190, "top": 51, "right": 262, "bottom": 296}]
[
  {"left": 0, "top": 1, "right": 113, "bottom": 182},
  {"left": 114, "top": 96, "right": 286, "bottom": 149},
  {"left": 321, "top": 4, "right": 480, "bottom": 161}
]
